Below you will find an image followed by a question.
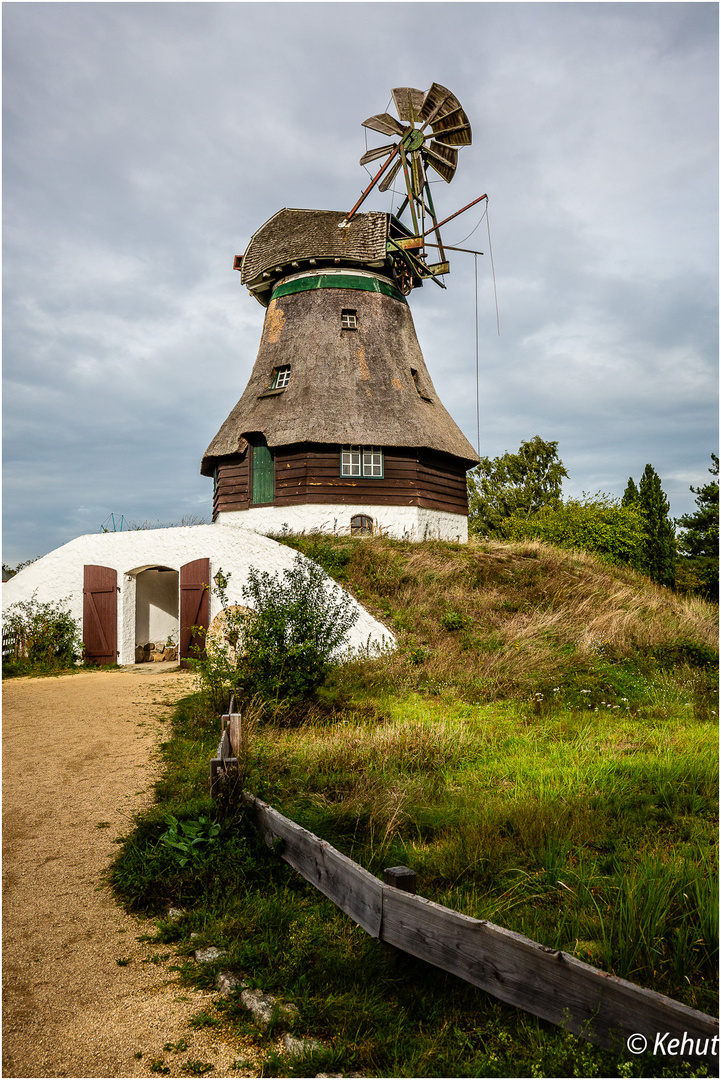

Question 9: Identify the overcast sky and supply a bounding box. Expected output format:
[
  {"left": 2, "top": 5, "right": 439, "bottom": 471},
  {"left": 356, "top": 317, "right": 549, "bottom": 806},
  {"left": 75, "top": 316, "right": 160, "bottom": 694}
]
[{"left": 3, "top": 2, "right": 718, "bottom": 564}]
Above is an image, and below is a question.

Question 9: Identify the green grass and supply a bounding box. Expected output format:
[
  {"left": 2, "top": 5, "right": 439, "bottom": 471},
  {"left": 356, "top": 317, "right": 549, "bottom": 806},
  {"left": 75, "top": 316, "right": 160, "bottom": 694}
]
[
  {"left": 111, "top": 536, "right": 718, "bottom": 1078},
  {"left": 248, "top": 692, "right": 717, "bottom": 1011}
]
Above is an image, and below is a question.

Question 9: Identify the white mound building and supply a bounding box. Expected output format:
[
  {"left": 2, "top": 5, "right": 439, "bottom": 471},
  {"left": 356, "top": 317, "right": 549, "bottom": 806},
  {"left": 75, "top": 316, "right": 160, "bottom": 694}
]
[{"left": 2, "top": 525, "right": 392, "bottom": 666}]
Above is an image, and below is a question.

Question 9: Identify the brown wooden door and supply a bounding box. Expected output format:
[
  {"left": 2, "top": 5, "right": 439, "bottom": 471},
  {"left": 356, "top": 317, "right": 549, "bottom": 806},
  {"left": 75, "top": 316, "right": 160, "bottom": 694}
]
[
  {"left": 83, "top": 565, "right": 118, "bottom": 665},
  {"left": 180, "top": 558, "right": 210, "bottom": 667}
]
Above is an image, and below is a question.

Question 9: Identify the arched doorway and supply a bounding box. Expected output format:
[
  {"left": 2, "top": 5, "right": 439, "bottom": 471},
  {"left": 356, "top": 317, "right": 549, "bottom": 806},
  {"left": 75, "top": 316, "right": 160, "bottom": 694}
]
[{"left": 134, "top": 566, "right": 179, "bottom": 661}]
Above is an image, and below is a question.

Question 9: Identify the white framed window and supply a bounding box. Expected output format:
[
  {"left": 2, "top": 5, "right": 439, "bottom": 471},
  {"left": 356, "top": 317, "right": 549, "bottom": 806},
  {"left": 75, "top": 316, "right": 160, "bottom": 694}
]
[
  {"left": 341, "top": 309, "right": 358, "bottom": 330},
  {"left": 270, "top": 365, "right": 291, "bottom": 389},
  {"left": 341, "top": 446, "right": 384, "bottom": 478},
  {"left": 341, "top": 449, "right": 362, "bottom": 477},
  {"left": 362, "top": 449, "right": 383, "bottom": 477}
]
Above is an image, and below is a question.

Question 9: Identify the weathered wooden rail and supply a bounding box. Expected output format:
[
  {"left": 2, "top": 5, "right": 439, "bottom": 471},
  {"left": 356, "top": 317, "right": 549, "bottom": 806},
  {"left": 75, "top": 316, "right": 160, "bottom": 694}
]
[{"left": 210, "top": 715, "right": 719, "bottom": 1066}]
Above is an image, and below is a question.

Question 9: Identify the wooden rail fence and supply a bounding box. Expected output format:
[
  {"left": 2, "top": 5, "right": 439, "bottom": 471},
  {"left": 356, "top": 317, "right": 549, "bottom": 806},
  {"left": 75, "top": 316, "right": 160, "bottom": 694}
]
[{"left": 210, "top": 715, "right": 719, "bottom": 1066}]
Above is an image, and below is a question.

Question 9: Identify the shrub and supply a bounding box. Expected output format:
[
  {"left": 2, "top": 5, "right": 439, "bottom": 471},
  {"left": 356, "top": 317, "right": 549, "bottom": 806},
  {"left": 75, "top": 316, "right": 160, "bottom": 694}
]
[
  {"left": 195, "top": 555, "right": 359, "bottom": 710},
  {"left": 239, "top": 554, "right": 359, "bottom": 704},
  {"left": 506, "top": 494, "right": 647, "bottom": 569},
  {"left": 3, "top": 593, "right": 83, "bottom": 673}
]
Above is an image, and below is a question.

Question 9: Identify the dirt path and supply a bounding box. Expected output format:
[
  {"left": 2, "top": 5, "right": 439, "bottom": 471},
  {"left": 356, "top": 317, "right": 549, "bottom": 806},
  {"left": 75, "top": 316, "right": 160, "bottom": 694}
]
[{"left": 2, "top": 665, "right": 262, "bottom": 1079}]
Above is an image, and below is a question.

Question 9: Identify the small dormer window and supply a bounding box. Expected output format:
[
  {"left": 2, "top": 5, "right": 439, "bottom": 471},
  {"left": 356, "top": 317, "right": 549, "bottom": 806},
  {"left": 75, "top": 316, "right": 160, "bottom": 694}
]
[
  {"left": 410, "top": 367, "right": 432, "bottom": 402},
  {"left": 270, "top": 365, "right": 291, "bottom": 389},
  {"left": 341, "top": 309, "right": 358, "bottom": 330}
]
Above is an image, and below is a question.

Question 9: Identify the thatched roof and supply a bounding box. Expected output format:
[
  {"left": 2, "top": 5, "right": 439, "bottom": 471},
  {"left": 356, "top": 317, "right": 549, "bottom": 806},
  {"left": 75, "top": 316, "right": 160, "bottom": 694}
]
[
  {"left": 201, "top": 282, "right": 479, "bottom": 474},
  {"left": 239, "top": 209, "right": 390, "bottom": 291}
]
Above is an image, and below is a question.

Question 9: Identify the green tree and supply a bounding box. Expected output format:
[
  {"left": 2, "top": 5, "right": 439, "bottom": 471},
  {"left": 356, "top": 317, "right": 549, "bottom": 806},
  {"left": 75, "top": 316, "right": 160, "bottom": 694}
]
[
  {"left": 506, "top": 493, "right": 647, "bottom": 569},
  {"left": 637, "top": 464, "right": 676, "bottom": 588},
  {"left": 621, "top": 478, "right": 639, "bottom": 507},
  {"left": 676, "top": 454, "right": 719, "bottom": 601},
  {"left": 2, "top": 558, "right": 38, "bottom": 580},
  {"left": 467, "top": 436, "right": 569, "bottom": 537}
]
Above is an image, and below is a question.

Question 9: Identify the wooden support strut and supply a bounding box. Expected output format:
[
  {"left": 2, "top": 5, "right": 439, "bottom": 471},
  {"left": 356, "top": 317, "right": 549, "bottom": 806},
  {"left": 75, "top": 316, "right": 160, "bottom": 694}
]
[
  {"left": 420, "top": 193, "right": 488, "bottom": 238},
  {"left": 342, "top": 146, "right": 400, "bottom": 226}
]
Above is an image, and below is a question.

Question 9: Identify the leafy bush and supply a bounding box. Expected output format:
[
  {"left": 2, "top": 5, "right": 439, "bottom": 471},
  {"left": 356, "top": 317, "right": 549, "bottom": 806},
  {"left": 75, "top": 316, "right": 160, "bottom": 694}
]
[
  {"left": 195, "top": 554, "right": 359, "bottom": 710},
  {"left": 3, "top": 593, "right": 83, "bottom": 673},
  {"left": 239, "top": 555, "right": 359, "bottom": 704},
  {"left": 506, "top": 494, "right": 647, "bottom": 569}
]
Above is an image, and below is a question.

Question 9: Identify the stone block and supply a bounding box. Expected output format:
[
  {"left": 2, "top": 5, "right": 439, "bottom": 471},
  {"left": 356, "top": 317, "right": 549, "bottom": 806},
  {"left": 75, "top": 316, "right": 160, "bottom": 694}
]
[
  {"left": 194, "top": 946, "right": 228, "bottom": 963},
  {"left": 216, "top": 969, "right": 248, "bottom": 996},
  {"left": 240, "top": 987, "right": 299, "bottom": 1029}
]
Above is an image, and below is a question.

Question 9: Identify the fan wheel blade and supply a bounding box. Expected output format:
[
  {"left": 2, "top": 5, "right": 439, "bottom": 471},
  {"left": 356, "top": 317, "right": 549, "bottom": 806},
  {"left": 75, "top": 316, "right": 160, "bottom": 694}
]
[
  {"left": 431, "top": 104, "right": 472, "bottom": 146},
  {"left": 420, "top": 82, "right": 461, "bottom": 124},
  {"left": 424, "top": 141, "right": 458, "bottom": 182},
  {"left": 391, "top": 87, "right": 425, "bottom": 123},
  {"left": 359, "top": 144, "right": 398, "bottom": 166},
  {"left": 362, "top": 112, "right": 406, "bottom": 138},
  {"left": 378, "top": 158, "right": 403, "bottom": 192}
]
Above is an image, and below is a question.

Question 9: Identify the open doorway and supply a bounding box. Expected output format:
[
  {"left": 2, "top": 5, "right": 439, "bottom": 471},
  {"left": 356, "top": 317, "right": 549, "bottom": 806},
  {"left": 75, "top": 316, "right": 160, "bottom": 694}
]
[{"left": 134, "top": 566, "right": 179, "bottom": 662}]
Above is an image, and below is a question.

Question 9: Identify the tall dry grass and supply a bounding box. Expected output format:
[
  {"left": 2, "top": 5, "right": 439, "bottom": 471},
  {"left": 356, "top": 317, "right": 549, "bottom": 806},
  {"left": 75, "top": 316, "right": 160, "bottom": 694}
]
[{"left": 317, "top": 535, "right": 719, "bottom": 700}]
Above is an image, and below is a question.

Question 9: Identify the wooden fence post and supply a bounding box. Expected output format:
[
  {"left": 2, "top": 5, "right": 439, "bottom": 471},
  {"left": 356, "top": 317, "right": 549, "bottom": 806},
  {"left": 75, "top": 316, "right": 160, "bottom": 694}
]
[
  {"left": 382, "top": 866, "right": 417, "bottom": 960},
  {"left": 383, "top": 866, "right": 417, "bottom": 893}
]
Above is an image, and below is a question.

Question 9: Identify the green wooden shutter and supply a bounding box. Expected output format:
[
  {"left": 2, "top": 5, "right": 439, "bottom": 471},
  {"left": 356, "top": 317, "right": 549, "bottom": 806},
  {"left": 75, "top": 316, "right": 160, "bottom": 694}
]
[{"left": 252, "top": 443, "right": 274, "bottom": 504}]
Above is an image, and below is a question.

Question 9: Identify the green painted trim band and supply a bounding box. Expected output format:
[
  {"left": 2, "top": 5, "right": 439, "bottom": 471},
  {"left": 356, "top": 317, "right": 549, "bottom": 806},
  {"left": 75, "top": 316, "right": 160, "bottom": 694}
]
[{"left": 272, "top": 274, "right": 406, "bottom": 304}]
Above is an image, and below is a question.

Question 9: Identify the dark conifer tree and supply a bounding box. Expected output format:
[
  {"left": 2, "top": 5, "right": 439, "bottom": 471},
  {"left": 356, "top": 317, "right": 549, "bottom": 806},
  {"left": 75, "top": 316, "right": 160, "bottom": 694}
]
[
  {"left": 622, "top": 477, "right": 639, "bottom": 506},
  {"left": 638, "top": 464, "right": 676, "bottom": 588},
  {"left": 676, "top": 453, "right": 719, "bottom": 600}
]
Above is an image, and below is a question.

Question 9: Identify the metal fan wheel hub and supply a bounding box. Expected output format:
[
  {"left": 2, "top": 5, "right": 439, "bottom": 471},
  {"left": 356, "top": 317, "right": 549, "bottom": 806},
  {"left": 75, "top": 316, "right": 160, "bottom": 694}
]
[{"left": 403, "top": 129, "right": 425, "bottom": 152}]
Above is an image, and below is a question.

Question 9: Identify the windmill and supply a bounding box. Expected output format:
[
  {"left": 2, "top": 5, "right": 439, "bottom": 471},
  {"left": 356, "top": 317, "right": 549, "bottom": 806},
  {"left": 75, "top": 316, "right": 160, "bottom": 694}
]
[
  {"left": 202, "top": 84, "right": 483, "bottom": 542},
  {"left": 343, "top": 83, "right": 486, "bottom": 295}
]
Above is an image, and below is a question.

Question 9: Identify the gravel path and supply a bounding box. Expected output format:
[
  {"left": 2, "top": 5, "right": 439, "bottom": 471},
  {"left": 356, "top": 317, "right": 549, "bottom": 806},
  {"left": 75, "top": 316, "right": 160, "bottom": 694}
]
[{"left": 2, "top": 664, "right": 263, "bottom": 1079}]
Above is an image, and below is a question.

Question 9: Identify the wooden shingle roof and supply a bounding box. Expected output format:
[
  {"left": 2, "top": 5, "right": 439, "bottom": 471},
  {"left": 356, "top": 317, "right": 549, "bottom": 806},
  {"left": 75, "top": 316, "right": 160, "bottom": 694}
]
[{"left": 240, "top": 209, "right": 390, "bottom": 288}]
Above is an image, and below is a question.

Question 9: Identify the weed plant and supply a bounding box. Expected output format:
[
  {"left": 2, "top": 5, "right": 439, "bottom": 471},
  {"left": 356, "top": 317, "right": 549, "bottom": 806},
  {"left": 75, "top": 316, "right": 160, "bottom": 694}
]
[{"left": 112, "top": 536, "right": 718, "bottom": 1078}]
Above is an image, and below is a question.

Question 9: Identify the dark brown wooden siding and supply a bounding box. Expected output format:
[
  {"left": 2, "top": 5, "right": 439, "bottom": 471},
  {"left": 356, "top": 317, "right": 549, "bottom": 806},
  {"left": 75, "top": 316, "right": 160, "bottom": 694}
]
[
  {"left": 213, "top": 452, "right": 250, "bottom": 518},
  {"left": 212, "top": 444, "right": 468, "bottom": 518}
]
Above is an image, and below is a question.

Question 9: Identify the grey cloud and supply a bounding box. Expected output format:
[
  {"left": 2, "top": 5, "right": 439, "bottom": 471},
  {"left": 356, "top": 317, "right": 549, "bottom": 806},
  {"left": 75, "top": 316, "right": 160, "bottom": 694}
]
[{"left": 3, "top": 2, "right": 717, "bottom": 563}]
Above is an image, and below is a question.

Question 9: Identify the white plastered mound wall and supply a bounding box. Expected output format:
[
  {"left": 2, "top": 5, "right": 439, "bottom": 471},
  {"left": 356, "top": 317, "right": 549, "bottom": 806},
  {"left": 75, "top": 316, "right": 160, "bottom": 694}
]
[
  {"left": 1, "top": 523, "right": 394, "bottom": 666},
  {"left": 216, "top": 504, "right": 469, "bottom": 543}
]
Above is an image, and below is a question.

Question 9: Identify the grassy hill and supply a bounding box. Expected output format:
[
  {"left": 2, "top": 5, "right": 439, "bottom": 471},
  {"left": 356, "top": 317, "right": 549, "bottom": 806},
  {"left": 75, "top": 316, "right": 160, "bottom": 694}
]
[
  {"left": 274, "top": 533, "right": 717, "bottom": 711},
  {"left": 113, "top": 535, "right": 718, "bottom": 1078}
]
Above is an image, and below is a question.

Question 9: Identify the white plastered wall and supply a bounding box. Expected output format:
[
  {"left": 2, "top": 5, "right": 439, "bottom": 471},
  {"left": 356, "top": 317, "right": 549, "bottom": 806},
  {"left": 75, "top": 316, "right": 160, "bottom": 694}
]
[
  {"left": 2, "top": 523, "right": 394, "bottom": 665},
  {"left": 135, "top": 567, "right": 179, "bottom": 646},
  {"left": 216, "top": 503, "right": 469, "bottom": 543}
]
